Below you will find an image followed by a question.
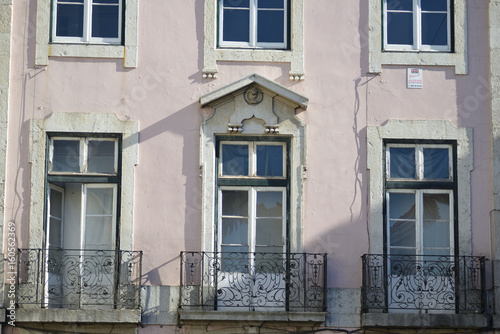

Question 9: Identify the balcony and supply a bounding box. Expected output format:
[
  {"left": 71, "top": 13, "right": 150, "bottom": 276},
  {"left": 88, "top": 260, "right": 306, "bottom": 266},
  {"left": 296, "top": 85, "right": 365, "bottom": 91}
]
[
  {"left": 16, "top": 249, "right": 142, "bottom": 321},
  {"left": 179, "top": 251, "right": 327, "bottom": 323},
  {"left": 361, "top": 254, "right": 488, "bottom": 328}
]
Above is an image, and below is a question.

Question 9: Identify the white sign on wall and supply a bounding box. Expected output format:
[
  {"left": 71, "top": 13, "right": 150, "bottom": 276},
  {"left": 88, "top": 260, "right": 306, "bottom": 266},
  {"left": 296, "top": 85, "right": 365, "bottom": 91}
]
[{"left": 407, "top": 68, "right": 423, "bottom": 89}]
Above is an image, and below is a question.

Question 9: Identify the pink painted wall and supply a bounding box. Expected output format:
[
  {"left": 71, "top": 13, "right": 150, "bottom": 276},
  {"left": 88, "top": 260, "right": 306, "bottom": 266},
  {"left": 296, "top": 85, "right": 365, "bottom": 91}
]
[{"left": 5, "top": 0, "right": 492, "bottom": 291}]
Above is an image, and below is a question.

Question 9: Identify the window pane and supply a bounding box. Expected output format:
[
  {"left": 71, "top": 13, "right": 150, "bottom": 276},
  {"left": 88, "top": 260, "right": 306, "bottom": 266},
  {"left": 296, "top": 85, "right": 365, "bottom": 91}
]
[
  {"left": 387, "top": 12, "right": 413, "bottom": 45},
  {"left": 223, "top": 0, "right": 250, "bottom": 7},
  {"left": 389, "top": 147, "right": 415, "bottom": 178},
  {"left": 389, "top": 192, "right": 415, "bottom": 219},
  {"left": 423, "top": 221, "right": 450, "bottom": 248},
  {"left": 256, "top": 219, "right": 282, "bottom": 246},
  {"left": 258, "top": 0, "right": 284, "bottom": 9},
  {"left": 92, "top": 5, "right": 120, "bottom": 38},
  {"left": 223, "top": 9, "right": 250, "bottom": 42},
  {"left": 86, "top": 187, "right": 114, "bottom": 215},
  {"left": 222, "top": 218, "right": 248, "bottom": 244},
  {"left": 85, "top": 216, "right": 113, "bottom": 247},
  {"left": 222, "top": 144, "right": 249, "bottom": 175},
  {"left": 423, "top": 148, "right": 449, "bottom": 179},
  {"left": 220, "top": 246, "right": 249, "bottom": 272},
  {"left": 88, "top": 140, "right": 116, "bottom": 173},
  {"left": 52, "top": 140, "right": 80, "bottom": 172},
  {"left": 256, "top": 191, "right": 282, "bottom": 217},
  {"left": 390, "top": 221, "right": 416, "bottom": 247},
  {"left": 423, "top": 193, "right": 450, "bottom": 221},
  {"left": 49, "top": 219, "right": 62, "bottom": 248},
  {"left": 421, "top": 13, "right": 448, "bottom": 46},
  {"left": 257, "top": 10, "right": 285, "bottom": 43},
  {"left": 56, "top": 4, "right": 84, "bottom": 37},
  {"left": 93, "top": 0, "right": 119, "bottom": 3},
  {"left": 421, "top": 0, "right": 447, "bottom": 11},
  {"left": 256, "top": 145, "right": 283, "bottom": 177},
  {"left": 222, "top": 190, "right": 248, "bottom": 216},
  {"left": 50, "top": 188, "right": 63, "bottom": 219},
  {"left": 386, "top": 0, "right": 412, "bottom": 11},
  {"left": 254, "top": 248, "right": 284, "bottom": 273}
]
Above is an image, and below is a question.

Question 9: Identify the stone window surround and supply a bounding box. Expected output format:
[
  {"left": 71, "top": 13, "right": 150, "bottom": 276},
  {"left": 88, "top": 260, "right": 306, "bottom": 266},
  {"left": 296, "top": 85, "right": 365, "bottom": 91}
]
[
  {"left": 367, "top": 120, "right": 473, "bottom": 256},
  {"left": 202, "top": 0, "right": 305, "bottom": 80},
  {"left": 29, "top": 112, "right": 139, "bottom": 251},
  {"left": 35, "top": 0, "right": 138, "bottom": 68},
  {"left": 368, "top": 0, "right": 468, "bottom": 74}
]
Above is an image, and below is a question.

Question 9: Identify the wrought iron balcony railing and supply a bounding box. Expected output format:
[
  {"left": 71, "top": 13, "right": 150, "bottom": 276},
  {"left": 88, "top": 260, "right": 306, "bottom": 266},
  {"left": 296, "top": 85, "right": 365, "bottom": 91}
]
[
  {"left": 16, "top": 249, "right": 142, "bottom": 309},
  {"left": 180, "top": 251, "right": 327, "bottom": 312},
  {"left": 362, "top": 254, "right": 486, "bottom": 313}
]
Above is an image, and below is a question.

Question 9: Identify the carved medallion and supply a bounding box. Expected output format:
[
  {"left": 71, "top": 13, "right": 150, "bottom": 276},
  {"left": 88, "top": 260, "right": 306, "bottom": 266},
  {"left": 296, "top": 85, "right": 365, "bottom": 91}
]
[{"left": 244, "top": 87, "right": 263, "bottom": 105}]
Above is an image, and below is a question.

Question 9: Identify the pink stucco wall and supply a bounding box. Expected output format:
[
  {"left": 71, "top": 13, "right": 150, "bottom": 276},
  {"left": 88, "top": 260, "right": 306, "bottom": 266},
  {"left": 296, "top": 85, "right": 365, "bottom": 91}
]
[{"left": 4, "top": 0, "right": 492, "bottom": 293}]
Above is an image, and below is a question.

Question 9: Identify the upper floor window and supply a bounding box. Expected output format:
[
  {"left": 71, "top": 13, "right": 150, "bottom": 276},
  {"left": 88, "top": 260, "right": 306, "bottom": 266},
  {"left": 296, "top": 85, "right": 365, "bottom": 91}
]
[
  {"left": 219, "top": 0, "right": 287, "bottom": 49},
  {"left": 52, "top": 0, "right": 122, "bottom": 44},
  {"left": 384, "top": 0, "right": 450, "bottom": 51}
]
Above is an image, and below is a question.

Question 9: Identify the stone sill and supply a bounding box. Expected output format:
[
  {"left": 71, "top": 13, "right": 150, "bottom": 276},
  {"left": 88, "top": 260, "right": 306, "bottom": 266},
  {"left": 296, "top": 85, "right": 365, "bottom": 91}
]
[
  {"left": 179, "top": 310, "right": 326, "bottom": 324},
  {"left": 362, "top": 313, "right": 488, "bottom": 328},
  {"left": 15, "top": 308, "right": 141, "bottom": 323}
]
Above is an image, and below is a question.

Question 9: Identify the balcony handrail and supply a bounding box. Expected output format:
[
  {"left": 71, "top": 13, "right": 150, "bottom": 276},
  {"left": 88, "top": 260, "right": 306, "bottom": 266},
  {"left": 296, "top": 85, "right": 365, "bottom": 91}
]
[
  {"left": 180, "top": 251, "right": 327, "bottom": 312},
  {"left": 361, "top": 253, "right": 486, "bottom": 313},
  {"left": 16, "top": 248, "right": 142, "bottom": 309}
]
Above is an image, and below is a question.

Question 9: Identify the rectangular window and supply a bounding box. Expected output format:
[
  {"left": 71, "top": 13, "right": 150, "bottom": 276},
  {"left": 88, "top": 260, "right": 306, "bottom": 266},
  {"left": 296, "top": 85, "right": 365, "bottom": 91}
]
[
  {"left": 52, "top": 0, "right": 122, "bottom": 44},
  {"left": 219, "top": 0, "right": 287, "bottom": 49},
  {"left": 385, "top": 142, "right": 456, "bottom": 311},
  {"left": 45, "top": 134, "right": 120, "bottom": 308},
  {"left": 384, "top": 0, "right": 450, "bottom": 51}
]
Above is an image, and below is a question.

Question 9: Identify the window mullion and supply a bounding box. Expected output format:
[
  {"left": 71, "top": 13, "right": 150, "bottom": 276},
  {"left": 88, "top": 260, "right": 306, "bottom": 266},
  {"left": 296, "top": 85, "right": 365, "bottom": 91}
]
[
  {"left": 416, "top": 190, "right": 423, "bottom": 255},
  {"left": 249, "top": 188, "right": 256, "bottom": 257},
  {"left": 414, "top": 0, "right": 420, "bottom": 49},
  {"left": 416, "top": 144, "right": 423, "bottom": 180},
  {"left": 250, "top": 143, "right": 257, "bottom": 177},
  {"left": 84, "top": 0, "right": 91, "bottom": 42},
  {"left": 250, "top": 0, "right": 257, "bottom": 46}
]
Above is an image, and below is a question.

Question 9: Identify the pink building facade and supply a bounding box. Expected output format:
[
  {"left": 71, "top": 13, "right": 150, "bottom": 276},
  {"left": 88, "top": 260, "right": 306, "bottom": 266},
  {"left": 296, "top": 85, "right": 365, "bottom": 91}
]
[{"left": 0, "top": 0, "right": 499, "bottom": 333}]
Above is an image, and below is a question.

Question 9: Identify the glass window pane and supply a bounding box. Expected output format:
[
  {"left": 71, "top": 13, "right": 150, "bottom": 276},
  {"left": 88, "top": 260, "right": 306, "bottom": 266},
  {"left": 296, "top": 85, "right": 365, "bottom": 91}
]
[
  {"left": 93, "top": 0, "right": 119, "bottom": 3},
  {"left": 258, "top": 0, "right": 284, "bottom": 9},
  {"left": 257, "top": 10, "right": 285, "bottom": 43},
  {"left": 49, "top": 219, "right": 62, "bottom": 248},
  {"left": 423, "top": 221, "right": 450, "bottom": 248},
  {"left": 92, "top": 5, "right": 120, "bottom": 38},
  {"left": 50, "top": 188, "right": 63, "bottom": 219},
  {"left": 88, "top": 140, "right": 116, "bottom": 173},
  {"left": 254, "top": 248, "right": 284, "bottom": 273},
  {"left": 256, "top": 145, "right": 283, "bottom": 177},
  {"left": 220, "top": 246, "right": 249, "bottom": 272},
  {"left": 223, "top": 0, "right": 250, "bottom": 7},
  {"left": 223, "top": 9, "right": 250, "bottom": 42},
  {"left": 421, "top": 13, "right": 448, "bottom": 46},
  {"left": 85, "top": 216, "right": 113, "bottom": 247},
  {"left": 389, "top": 192, "right": 416, "bottom": 219},
  {"left": 222, "top": 218, "right": 248, "bottom": 245},
  {"left": 424, "top": 148, "right": 450, "bottom": 179},
  {"left": 390, "top": 221, "right": 416, "bottom": 247},
  {"left": 56, "top": 4, "right": 84, "bottom": 37},
  {"left": 423, "top": 193, "right": 450, "bottom": 221},
  {"left": 222, "top": 190, "right": 248, "bottom": 216},
  {"left": 389, "top": 147, "right": 415, "bottom": 178},
  {"left": 387, "top": 12, "right": 413, "bottom": 45},
  {"left": 421, "top": 0, "right": 447, "bottom": 11},
  {"left": 389, "top": 250, "right": 416, "bottom": 275},
  {"left": 256, "top": 219, "right": 282, "bottom": 246},
  {"left": 222, "top": 144, "right": 249, "bottom": 176},
  {"left": 256, "top": 191, "right": 282, "bottom": 217},
  {"left": 86, "top": 187, "right": 114, "bottom": 215},
  {"left": 52, "top": 140, "right": 80, "bottom": 172},
  {"left": 387, "top": 0, "right": 413, "bottom": 11}
]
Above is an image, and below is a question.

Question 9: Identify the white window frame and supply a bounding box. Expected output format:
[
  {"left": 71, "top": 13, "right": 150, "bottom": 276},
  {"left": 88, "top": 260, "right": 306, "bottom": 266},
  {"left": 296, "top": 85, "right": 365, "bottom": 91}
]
[
  {"left": 49, "top": 137, "right": 118, "bottom": 175},
  {"left": 218, "top": 0, "right": 287, "bottom": 49},
  {"left": 383, "top": 0, "right": 451, "bottom": 52},
  {"left": 52, "top": 0, "right": 122, "bottom": 44},
  {"left": 219, "top": 141, "right": 287, "bottom": 179},
  {"left": 218, "top": 186, "right": 286, "bottom": 256}
]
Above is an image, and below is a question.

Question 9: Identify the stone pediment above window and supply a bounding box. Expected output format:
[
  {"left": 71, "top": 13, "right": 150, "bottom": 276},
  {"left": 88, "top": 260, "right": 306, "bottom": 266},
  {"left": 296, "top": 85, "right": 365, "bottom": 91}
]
[{"left": 200, "top": 74, "right": 308, "bottom": 135}]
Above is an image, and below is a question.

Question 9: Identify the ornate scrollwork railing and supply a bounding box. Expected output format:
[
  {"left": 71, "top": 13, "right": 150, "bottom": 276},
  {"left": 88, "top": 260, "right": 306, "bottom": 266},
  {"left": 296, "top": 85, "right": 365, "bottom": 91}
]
[
  {"left": 16, "top": 249, "right": 142, "bottom": 309},
  {"left": 362, "top": 254, "right": 486, "bottom": 313},
  {"left": 180, "top": 251, "right": 327, "bottom": 311}
]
